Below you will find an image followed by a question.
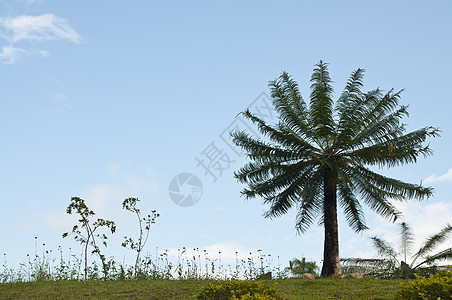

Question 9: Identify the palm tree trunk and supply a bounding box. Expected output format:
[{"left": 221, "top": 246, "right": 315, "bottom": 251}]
[{"left": 321, "top": 169, "right": 342, "bottom": 277}]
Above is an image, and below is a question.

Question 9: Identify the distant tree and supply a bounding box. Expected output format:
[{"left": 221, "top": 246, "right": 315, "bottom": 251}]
[{"left": 231, "top": 61, "right": 439, "bottom": 276}]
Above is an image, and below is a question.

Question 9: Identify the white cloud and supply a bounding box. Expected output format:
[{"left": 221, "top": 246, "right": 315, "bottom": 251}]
[
  {"left": 0, "top": 14, "right": 81, "bottom": 64},
  {"left": 18, "top": 209, "right": 76, "bottom": 231},
  {"left": 38, "top": 49, "right": 50, "bottom": 57},
  {"left": 425, "top": 168, "right": 452, "bottom": 183},
  {"left": 0, "top": 45, "right": 52, "bottom": 64},
  {"left": 27, "top": 198, "right": 43, "bottom": 208},
  {"left": 40, "top": 211, "right": 77, "bottom": 230},
  {"left": 0, "top": 45, "right": 26, "bottom": 64},
  {"left": 395, "top": 201, "right": 452, "bottom": 237},
  {"left": 0, "top": 14, "right": 81, "bottom": 43},
  {"left": 84, "top": 184, "right": 118, "bottom": 216},
  {"left": 0, "top": 45, "right": 53, "bottom": 64},
  {"left": 108, "top": 164, "right": 120, "bottom": 177},
  {"left": 80, "top": 166, "right": 160, "bottom": 217},
  {"left": 53, "top": 93, "right": 72, "bottom": 111},
  {"left": 17, "top": 165, "right": 159, "bottom": 237},
  {"left": 27, "top": 0, "right": 44, "bottom": 4}
]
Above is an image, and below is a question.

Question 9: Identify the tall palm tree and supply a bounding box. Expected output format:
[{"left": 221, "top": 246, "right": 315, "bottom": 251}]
[{"left": 231, "top": 61, "right": 439, "bottom": 277}]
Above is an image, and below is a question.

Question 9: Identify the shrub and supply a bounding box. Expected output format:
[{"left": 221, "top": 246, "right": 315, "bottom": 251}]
[
  {"left": 395, "top": 267, "right": 452, "bottom": 299},
  {"left": 195, "top": 280, "right": 280, "bottom": 300},
  {"left": 286, "top": 257, "right": 319, "bottom": 277}
]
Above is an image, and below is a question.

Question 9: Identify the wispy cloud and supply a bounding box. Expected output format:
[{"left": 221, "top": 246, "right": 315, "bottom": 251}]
[
  {"left": 0, "top": 45, "right": 26, "bottom": 64},
  {"left": 53, "top": 93, "right": 72, "bottom": 111},
  {"left": 0, "top": 14, "right": 81, "bottom": 43},
  {"left": 26, "top": 0, "right": 44, "bottom": 5},
  {"left": 425, "top": 168, "right": 452, "bottom": 183},
  {"left": 0, "top": 13, "right": 81, "bottom": 64},
  {"left": 37, "top": 211, "right": 77, "bottom": 230},
  {"left": 17, "top": 165, "right": 159, "bottom": 235},
  {"left": 0, "top": 45, "right": 52, "bottom": 64},
  {"left": 79, "top": 166, "right": 160, "bottom": 217}
]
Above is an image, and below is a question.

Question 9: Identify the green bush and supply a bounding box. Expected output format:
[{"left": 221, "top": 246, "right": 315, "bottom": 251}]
[
  {"left": 195, "top": 280, "right": 280, "bottom": 300},
  {"left": 395, "top": 267, "right": 452, "bottom": 299}
]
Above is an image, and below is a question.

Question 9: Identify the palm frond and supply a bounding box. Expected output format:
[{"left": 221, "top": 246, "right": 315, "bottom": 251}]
[
  {"left": 240, "top": 165, "right": 304, "bottom": 199},
  {"left": 309, "top": 61, "right": 335, "bottom": 143},
  {"left": 338, "top": 180, "right": 368, "bottom": 232},
  {"left": 294, "top": 168, "right": 324, "bottom": 233},
  {"left": 269, "top": 72, "right": 315, "bottom": 141},
  {"left": 349, "top": 166, "right": 402, "bottom": 221},
  {"left": 338, "top": 89, "right": 403, "bottom": 152},
  {"left": 352, "top": 165, "right": 433, "bottom": 201},
  {"left": 414, "top": 247, "right": 452, "bottom": 269},
  {"left": 348, "top": 126, "right": 440, "bottom": 169},
  {"left": 411, "top": 223, "right": 452, "bottom": 268},
  {"left": 334, "top": 68, "right": 365, "bottom": 147},
  {"left": 341, "top": 257, "right": 396, "bottom": 278},
  {"left": 359, "top": 89, "right": 403, "bottom": 131},
  {"left": 247, "top": 163, "right": 314, "bottom": 199},
  {"left": 235, "top": 160, "right": 289, "bottom": 185},
  {"left": 371, "top": 236, "right": 399, "bottom": 265},
  {"left": 336, "top": 68, "right": 365, "bottom": 114},
  {"left": 231, "top": 130, "right": 309, "bottom": 165},
  {"left": 399, "top": 222, "right": 414, "bottom": 262},
  {"left": 240, "top": 109, "right": 320, "bottom": 153},
  {"left": 346, "top": 105, "right": 408, "bottom": 151}
]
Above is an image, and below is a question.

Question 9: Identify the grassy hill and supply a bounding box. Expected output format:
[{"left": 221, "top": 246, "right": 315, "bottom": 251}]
[{"left": 0, "top": 278, "right": 402, "bottom": 299}]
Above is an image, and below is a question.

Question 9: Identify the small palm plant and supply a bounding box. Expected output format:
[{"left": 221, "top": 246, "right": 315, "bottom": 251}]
[
  {"left": 286, "top": 257, "right": 319, "bottom": 277},
  {"left": 345, "top": 222, "right": 452, "bottom": 278}
]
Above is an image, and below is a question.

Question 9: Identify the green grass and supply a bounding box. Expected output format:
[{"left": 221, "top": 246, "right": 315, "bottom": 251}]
[
  {"left": 0, "top": 278, "right": 402, "bottom": 299},
  {"left": 275, "top": 278, "right": 401, "bottom": 299}
]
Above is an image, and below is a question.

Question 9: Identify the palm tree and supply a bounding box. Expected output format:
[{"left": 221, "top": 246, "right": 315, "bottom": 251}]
[
  {"left": 371, "top": 222, "right": 452, "bottom": 277},
  {"left": 231, "top": 61, "right": 439, "bottom": 277}
]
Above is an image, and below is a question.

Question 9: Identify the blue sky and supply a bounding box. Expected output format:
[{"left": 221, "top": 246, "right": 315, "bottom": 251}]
[{"left": 1, "top": 0, "right": 452, "bottom": 273}]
